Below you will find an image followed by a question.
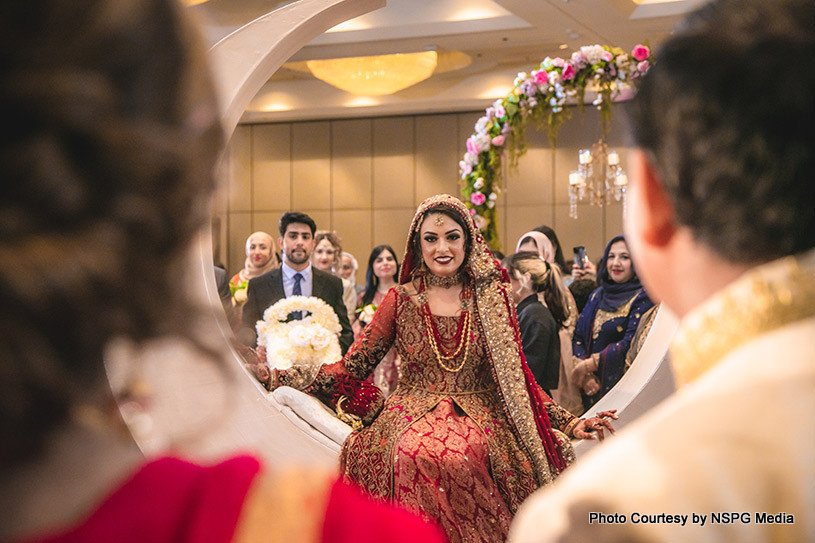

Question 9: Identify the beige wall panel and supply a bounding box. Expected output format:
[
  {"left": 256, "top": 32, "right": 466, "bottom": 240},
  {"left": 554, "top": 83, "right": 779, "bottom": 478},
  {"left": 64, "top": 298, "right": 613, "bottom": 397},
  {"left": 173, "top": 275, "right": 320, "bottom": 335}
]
[
  {"left": 372, "top": 208, "right": 415, "bottom": 259},
  {"left": 228, "top": 126, "right": 253, "bottom": 212},
  {"left": 227, "top": 212, "right": 253, "bottom": 276},
  {"left": 292, "top": 122, "right": 331, "bottom": 210},
  {"left": 456, "top": 111, "right": 482, "bottom": 156},
  {"left": 332, "top": 209, "right": 373, "bottom": 286},
  {"left": 504, "top": 205, "right": 556, "bottom": 254},
  {"left": 212, "top": 155, "right": 231, "bottom": 267},
  {"left": 253, "top": 124, "right": 292, "bottom": 211},
  {"left": 493, "top": 203, "right": 506, "bottom": 252},
  {"left": 504, "top": 122, "right": 554, "bottom": 206},
  {"left": 554, "top": 204, "right": 607, "bottom": 266},
  {"left": 604, "top": 202, "right": 625, "bottom": 244},
  {"left": 552, "top": 143, "right": 577, "bottom": 206},
  {"left": 301, "top": 210, "right": 331, "bottom": 234},
  {"left": 372, "top": 117, "right": 414, "bottom": 208},
  {"left": 415, "top": 114, "right": 459, "bottom": 204},
  {"left": 332, "top": 120, "right": 373, "bottom": 210},
  {"left": 505, "top": 147, "right": 554, "bottom": 207},
  {"left": 253, "top": 210, "right": 290, "bottom": 240}
]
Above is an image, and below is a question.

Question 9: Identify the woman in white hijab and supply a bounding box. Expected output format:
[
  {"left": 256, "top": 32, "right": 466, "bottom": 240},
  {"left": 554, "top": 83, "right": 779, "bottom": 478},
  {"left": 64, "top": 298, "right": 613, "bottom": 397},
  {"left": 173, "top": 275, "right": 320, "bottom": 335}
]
[
  {"left": 516, "top": 231, "right": 555, "bottom": 263},
  {"left": 516, "top": 231, "right": 584, "bottom": 415},
  {"left": 229, "top": 232, "right": 280, "bottom": 326}
]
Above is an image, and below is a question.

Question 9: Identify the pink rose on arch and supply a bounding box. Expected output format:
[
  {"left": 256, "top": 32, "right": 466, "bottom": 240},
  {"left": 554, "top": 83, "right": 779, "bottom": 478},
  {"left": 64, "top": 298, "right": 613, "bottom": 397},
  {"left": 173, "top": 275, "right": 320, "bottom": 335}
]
[
  {"left": 459, "top": 161, "right": 472, "bottom": 175},
  {"left": 469, "top": 208, "right": 477, "bottom": 216},
  {"left": 533, "top": 70, "right": 549, "bottom": 85},
  {"left": 491, "top": 135, "right": 505, "bottom": 146},
  {"left": 637, "top": 60, "right": 650, "bottom": 72},
  {"left": 466, "top": 137, "right": 479, "bottom": 155},
  {"left": 551, "top": 57, "right": 565, "bottom": 68},
  {"left": 470, "top": 192, "right": 486, "bottom": 206},
  {"left": 601, "top": 50, "right": 614, "bottom": 63},
  {"left": 632, "top": 44, "right": 650, "bottom": 61},
  {"left": 562, "top": 63, "right": 576, "bottom": 81}
]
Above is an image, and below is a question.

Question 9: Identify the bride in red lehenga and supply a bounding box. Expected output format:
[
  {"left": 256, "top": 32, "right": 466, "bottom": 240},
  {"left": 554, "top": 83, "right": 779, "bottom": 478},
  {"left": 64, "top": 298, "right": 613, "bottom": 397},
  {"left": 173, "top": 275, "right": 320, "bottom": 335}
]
[{"left": 274, "top": 195, "right": 614, "bottom": 542}]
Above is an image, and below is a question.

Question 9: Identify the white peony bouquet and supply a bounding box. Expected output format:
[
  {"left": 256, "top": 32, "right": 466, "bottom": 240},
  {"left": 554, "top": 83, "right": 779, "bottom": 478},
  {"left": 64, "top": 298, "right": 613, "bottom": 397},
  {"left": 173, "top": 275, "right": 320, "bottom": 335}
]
[{"left": 256, "top": 296, "right": 342, "bottom": 371}]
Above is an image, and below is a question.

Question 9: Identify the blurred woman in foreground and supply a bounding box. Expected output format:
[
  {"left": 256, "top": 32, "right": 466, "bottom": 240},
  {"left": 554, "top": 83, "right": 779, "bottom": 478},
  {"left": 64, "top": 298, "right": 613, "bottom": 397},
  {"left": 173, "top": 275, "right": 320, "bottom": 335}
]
[{"left": 0, "top": 1, "right": 444, "bottom": 541}]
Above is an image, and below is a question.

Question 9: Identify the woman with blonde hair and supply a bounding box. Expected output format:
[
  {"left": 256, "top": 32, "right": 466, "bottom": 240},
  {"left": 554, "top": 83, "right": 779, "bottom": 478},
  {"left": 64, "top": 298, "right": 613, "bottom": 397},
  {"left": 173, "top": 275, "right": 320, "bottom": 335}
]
[
  {"left": 502, "top": 252, "right": 569, "bottom": 396},
  {"left": 515, "top": 231, "right": 584, "bottom": 414},
  {"left": 313, "top": 230, "right": 357, "bottom": 325}
]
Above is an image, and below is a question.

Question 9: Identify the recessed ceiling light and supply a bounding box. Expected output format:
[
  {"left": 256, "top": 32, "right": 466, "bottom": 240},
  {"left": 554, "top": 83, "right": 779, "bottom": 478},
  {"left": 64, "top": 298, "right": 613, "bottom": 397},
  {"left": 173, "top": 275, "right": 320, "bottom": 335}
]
[{"left": 559, "top": 43, "right": 569, "bottom": 50}]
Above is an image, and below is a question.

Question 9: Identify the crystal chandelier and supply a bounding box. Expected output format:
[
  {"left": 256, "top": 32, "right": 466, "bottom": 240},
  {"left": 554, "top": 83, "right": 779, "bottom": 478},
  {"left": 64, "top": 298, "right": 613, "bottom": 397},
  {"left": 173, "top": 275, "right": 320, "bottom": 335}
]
[
  {"left": 568, "top": 139, "right": 628, "bottom": 219},
  {"left": 306, "top": 51, "right": 438, "bottom": 96}
]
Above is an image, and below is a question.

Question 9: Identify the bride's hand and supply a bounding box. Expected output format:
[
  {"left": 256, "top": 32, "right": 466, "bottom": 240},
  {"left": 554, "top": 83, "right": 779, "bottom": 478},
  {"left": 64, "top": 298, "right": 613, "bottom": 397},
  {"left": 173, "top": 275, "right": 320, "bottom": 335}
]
[{"left": 572, "top": 411, "right": 617, "bottom": 441}]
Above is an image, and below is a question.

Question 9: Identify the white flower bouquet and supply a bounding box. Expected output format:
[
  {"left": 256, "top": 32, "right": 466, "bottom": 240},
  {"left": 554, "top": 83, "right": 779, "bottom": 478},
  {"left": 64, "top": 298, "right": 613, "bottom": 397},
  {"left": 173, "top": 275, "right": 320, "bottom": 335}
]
[{"left": 256, "top": 296, "right": 342, "bottom": 371}]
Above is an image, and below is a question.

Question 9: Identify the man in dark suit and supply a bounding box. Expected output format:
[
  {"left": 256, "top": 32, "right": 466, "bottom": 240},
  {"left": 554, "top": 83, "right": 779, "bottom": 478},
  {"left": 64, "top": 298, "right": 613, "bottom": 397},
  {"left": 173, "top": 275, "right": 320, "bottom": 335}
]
[{"left": 240, "top": 211, "right": 353, "bottom": 354}]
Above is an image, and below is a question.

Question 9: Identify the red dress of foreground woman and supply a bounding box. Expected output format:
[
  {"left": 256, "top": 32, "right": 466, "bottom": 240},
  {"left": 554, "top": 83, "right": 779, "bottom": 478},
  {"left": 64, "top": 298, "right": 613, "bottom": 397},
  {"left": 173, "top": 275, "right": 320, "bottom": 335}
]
[{"left": 27, "top": 456, "right": 445, "bottom": 543}]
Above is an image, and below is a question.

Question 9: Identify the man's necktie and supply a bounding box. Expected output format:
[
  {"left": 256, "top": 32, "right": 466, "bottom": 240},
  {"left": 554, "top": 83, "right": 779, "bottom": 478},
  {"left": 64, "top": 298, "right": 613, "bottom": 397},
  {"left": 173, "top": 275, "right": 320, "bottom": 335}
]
[{"left": 292, "top": 272, "right": 303, "bottom": 320}]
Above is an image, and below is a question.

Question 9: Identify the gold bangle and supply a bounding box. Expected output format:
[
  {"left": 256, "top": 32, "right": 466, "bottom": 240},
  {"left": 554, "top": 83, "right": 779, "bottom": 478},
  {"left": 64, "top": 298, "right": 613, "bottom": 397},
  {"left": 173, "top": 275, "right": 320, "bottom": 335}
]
[{"left": 336, "top": 396, "right": 363, "bottom": 431}]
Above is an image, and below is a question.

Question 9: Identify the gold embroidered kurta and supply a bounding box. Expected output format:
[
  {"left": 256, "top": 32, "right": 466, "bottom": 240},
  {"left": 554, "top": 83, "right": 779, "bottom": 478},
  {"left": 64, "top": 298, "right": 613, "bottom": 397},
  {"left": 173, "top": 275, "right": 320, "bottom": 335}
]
[{"left": 511, "top": 251, "right": 815, "bottom": 542}]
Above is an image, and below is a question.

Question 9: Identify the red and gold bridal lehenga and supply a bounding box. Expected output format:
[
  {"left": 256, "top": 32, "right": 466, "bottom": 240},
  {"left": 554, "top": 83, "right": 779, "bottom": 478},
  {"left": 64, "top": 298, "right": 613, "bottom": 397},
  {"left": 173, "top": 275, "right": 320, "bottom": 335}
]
[{"left": 279, "top": 195, "right": 578, "bottom": 543}]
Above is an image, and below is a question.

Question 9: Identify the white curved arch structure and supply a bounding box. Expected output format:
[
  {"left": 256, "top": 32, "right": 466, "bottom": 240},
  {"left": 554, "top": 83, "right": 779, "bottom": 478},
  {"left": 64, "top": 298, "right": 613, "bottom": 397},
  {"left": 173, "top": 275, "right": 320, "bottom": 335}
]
[
  {"left": 572, "top": 306, "right": 678, "bottom": 457},
  {"left": 108, "top": 0, "right": 677, "bottom": 470}
]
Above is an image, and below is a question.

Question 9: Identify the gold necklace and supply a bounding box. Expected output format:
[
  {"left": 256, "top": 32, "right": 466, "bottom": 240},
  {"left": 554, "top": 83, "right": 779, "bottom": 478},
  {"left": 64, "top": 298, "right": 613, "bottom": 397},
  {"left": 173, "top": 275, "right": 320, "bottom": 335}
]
[{"left": 422, "top": 278, "right": 472, "bottom": 372}]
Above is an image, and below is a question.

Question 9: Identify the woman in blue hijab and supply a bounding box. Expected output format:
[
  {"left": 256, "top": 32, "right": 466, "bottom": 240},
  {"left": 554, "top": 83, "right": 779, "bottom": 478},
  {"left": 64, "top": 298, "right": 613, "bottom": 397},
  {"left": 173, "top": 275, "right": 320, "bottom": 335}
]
[{"left": 572, "top": 235, "right": 654, "bottom": 410}]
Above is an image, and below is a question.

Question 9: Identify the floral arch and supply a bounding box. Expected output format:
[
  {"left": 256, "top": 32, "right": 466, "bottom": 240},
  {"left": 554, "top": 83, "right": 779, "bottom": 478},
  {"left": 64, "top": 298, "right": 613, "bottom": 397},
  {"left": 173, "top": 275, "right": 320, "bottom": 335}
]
[{"left": 459, "top": 44, "right": 653, "bottom": 251}]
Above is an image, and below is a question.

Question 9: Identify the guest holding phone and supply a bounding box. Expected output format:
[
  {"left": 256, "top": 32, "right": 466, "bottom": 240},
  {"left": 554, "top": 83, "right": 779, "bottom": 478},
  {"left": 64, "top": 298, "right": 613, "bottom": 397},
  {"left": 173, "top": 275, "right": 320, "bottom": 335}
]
[
  {"left": 571, "top": 235, "right": 654, "bottom": 410},
  {"left": 571, "top": 245, "right": 597, "bottom": 282}
]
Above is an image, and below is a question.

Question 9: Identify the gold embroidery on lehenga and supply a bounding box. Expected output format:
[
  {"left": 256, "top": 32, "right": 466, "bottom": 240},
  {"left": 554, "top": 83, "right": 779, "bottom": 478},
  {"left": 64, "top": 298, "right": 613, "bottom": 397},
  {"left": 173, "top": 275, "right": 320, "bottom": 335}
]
[{"left": 476, "top": 280, "right": 555, "bottom": 487}]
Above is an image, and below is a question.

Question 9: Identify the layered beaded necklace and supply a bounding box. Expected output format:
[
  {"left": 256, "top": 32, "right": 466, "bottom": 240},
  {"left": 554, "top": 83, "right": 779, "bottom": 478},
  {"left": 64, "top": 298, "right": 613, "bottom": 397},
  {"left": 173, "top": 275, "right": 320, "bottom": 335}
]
[{"left": 420, "top": 274, "right": 472, "bottom": 372}]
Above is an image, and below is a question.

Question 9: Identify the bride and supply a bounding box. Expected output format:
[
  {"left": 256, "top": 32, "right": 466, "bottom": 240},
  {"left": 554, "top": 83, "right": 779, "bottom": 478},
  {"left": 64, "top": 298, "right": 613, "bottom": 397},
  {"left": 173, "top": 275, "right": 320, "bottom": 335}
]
[{"left": 273, "top": 195, "right": 614, "bottom": 542}]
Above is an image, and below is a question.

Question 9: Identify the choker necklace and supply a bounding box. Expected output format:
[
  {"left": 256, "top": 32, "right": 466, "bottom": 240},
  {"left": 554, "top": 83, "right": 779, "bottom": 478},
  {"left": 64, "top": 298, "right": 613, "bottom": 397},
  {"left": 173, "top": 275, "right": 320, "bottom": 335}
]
[{"left": 425, "top": 271, "right": 463, "bottom": 289}]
